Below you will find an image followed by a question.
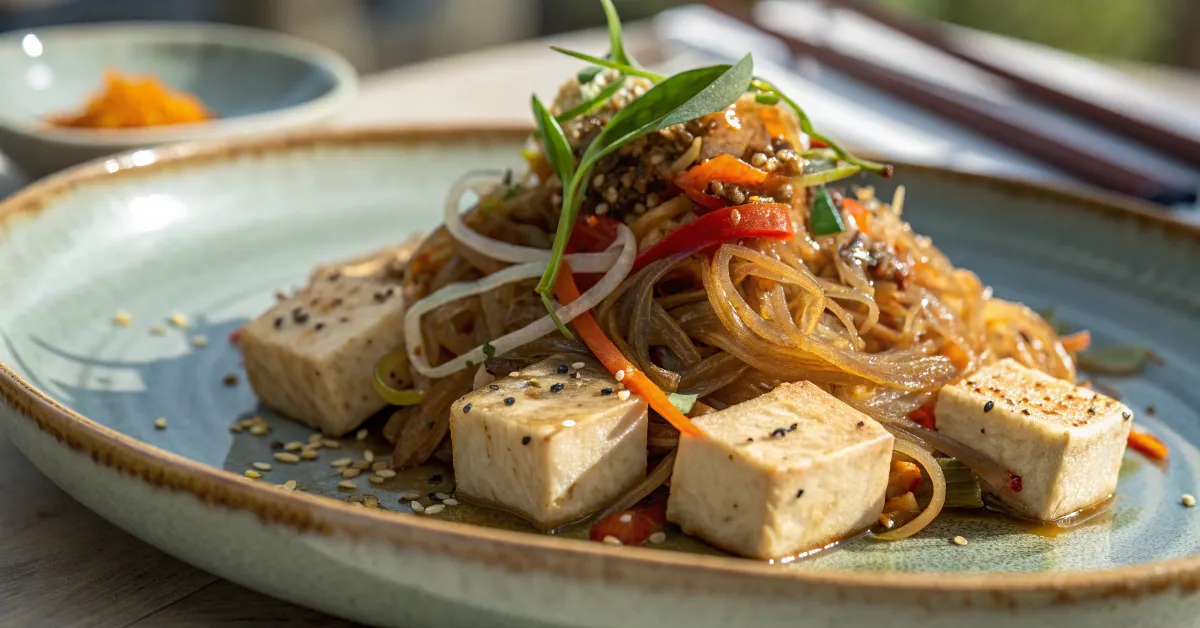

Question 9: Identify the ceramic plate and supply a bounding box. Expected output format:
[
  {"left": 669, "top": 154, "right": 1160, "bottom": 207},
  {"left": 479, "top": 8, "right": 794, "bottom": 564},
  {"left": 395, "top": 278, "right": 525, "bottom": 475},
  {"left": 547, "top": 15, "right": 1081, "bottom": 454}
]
[{"left": 2, "top": 127, "right": 1199, "bottom": 628}]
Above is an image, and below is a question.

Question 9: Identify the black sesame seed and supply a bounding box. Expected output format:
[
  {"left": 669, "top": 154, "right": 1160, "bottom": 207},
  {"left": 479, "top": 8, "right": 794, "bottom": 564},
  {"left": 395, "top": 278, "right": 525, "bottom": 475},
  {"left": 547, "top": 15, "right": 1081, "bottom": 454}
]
[
  {"left": 504, "top": 397, "right": 516, "bottom": 406},
  {"left": 983, "top": 400, "right": 995, "bottom": 413},
  {"left": 273, "top": 316, "right": 283, "bottom": 329},
  {"left": 1122, "top": 411, "right": 1132, "bottom": 421},
  {"left": 745, "top": 437, "right": 754, "bottom": 443},
  {"left": 462, "top": 403, "right": 472, "bottom": 414},
  {"left": 269, "top": 440, "right": 283, "bottom": 450},
  {"left": 427, "top": 474, "right": 442, "bottom": 485},
  {"left": 550, "top": 383, "right": 565, "bottom": 393},
  {"left": 981, "top": 428, "right": 986, "bottom": 434},
  {"left": 522, "top": 436, "right": 531, "bottom": 446},
  {"left": 222, "top": 373, "right": 239, "bottom": 387},
  {"left": 328, "top": 272, "right": 341, "bottom": 282},
  {"left": 796, "top": 489, "right": 805, "bottom": 499},
  {"left": 788, "top": 422, "right": 798, "bottom": 432},
  {"left": 557, "top": 364, "right": 569, "bottom": 374},
  {"left": 1088, "top": 407, "right": 1096, "bottom": 414},
  {"left": 600, "top": 387, "right": 613, "bottom": 395},
  {"left": 771, "top": 427, "right": 787, "bottom": 438},
  {"left": 856, "top": 420, "right": 864, "bottom": 428},
  {"left": 489, "top": 384, "right": 500, "bottom": 391},
  {"left": 314, "top": 322, "right": 325, "bottom": 331},
  {"left": 428, "top": 492, "right": 438, "bottom": 500},
  {"left": 1021, "top": 409, "right": 1031, "bottom": 415}
]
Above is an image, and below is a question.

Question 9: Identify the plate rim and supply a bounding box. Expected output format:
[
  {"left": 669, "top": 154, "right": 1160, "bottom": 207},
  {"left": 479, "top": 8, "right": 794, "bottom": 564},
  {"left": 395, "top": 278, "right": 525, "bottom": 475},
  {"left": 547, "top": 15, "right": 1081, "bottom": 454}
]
[{"left": 2, "top": 123, "right": 1199, "bottom": 609}]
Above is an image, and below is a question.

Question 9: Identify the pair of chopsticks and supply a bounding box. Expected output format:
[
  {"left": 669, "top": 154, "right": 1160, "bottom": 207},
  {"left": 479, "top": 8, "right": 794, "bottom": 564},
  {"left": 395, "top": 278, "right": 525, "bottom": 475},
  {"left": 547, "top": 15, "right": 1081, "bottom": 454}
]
[{"left": 704, "top": 0, "right": 1198, "bottom": 205}]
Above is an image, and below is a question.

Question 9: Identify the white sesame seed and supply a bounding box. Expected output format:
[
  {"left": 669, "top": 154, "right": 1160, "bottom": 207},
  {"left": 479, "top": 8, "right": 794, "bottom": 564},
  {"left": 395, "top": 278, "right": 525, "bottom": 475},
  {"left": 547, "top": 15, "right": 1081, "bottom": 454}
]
[
  {"left": 244, "top": 470, "right": 262, "bottom": 478},
  {"left": 300, "top": 449, "right": 318, "bottom": 460},
  {"left": 322, "top": 439, "right": 341, "bottom": 449},
  {"left": 953, "top": 536, "right": 969, "bottom": 546},
  {"left": 435, "top": 492, "right": 450, "bottom": 500},
  {"left": 424, "top": 504, "right": 445, "bottom": 515},
  {"left": 595, "top": 203, "right": 609, "bottom": 216},
  {"left": 337, "top": 480, "right": 358, "bottom": 489},
  {"left": 283, "top": 480, "right": 297, "bottom": 490},
  {"left": 730, "top": 208, "right": 742, "bottom": 226},
  {"left": 153, "top": 417, "right": 167, "bottom": 430},
  {"left": 618, "top": 513, "right": 633, "bottom": 523},
  {"left": 649, "top": 532, "right": 667, "bottom": 544},
  {"left": 356, "top": 428, "right": 368, "bottom": 441},
  {"left": 593, "top": 173, "right": 606, "bottom": 187},
  {"left": 411, "top": 501, "right": 426, "bottom": 513},
  {"left": 402, "top": 491, "right": 422, "bottom": 500},
  {"left": 369, "top": 475, "right": 385, "bottom": 484},
  {"left": 341, "top": 467, "right": 362, "bottom": 478},
  {"left": 252, "top": 462, "right": 272, "bottom": 471},
  {"left": 284, "top": 441, "right": 304, "bottom": 451},
  {"left": 149, "top": 325, "right": 167, "bottom": 336},
  {"left": 351, "top": 460, "right": 370, "bottom": 470},
  {"left": 615, "top": 369, "right": 625, "bottom": 382},
  {"left": 249, "top": 424, "right": 268, "bottom": 436},
  {"left": 273, "top": 452, "right": 300, "bottom": 464},
  {"left": 114, "top": 311, "right": 133, "bottom": 327},
  {"left": 617, "top": 390, "right": 631, "bottom": 401},
  {"left": 443, "top": 498, "right": 459, "bottom": 506},
  {"left": 330, "top": 457, "right": 352, "bottom": 467},
  {"left": 350, "top": 501, "right": 364, "bottom": 507},
  {"left": 308, "top": 433, "right": 324, "bottom": 443},
  {"left": 190, "top": 335, "right": 208, "bottom": 347},
  {"left": 169, "top": 312, "right": 189, "bottom": 329},
  {"left": 1183, "top": 494, "right": 1196, "bottom": 507},
  {"left": 562, "top": 419, "right": 576, "bottom": 427},
  {"left": 372, "top": 462, "right": 390, "bottom": 472},
  {"left": 602, "top": 535, "right": 623, "bottom": 546},
  {"left": 363, "top": 450, "right": 375, "bottom": 463},
  {"left": 572, "top": 361, "right": 586, "bottom": 370}
]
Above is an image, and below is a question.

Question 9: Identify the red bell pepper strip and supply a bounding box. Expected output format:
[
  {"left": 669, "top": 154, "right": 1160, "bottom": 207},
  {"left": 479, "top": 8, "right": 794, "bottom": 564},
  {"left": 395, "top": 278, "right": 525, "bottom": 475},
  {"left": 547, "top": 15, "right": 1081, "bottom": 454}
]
[
  {"left": 842, "top": 198, "right": 872, "bottom": 232},
  {"left": 1128, "top": 429, "right": 1168, "bottom": 461},
  {"left": 566, "top": 214, "right": 620, "bottom": 254},
  {"left": 908, "top": 403, "right": 936, "bottom": 430},
  {"left": 674, "top": 154, "right": 771, "bottom": 211},
  {"left": 631, "top": 203, "right": 794, "bottom": 273},
  {"left": 554, "top": 264, "right": 702, "bottom": 437}
]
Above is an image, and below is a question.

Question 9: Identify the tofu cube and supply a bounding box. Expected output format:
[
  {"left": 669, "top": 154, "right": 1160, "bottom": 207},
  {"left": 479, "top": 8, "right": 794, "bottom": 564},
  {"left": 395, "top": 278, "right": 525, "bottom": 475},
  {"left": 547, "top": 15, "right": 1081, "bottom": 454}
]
[
  {"left": 240, "top": 273, "right": 405, "bottom": 437},
  {"left": 667, "top": 382, "right": 893, "bottom": 559},
  {"left": 450, "top": 355, "right": 648, "bottom": 529},
  {"left": 934, "top": 358, "right": 1133, "bottom": 521}
]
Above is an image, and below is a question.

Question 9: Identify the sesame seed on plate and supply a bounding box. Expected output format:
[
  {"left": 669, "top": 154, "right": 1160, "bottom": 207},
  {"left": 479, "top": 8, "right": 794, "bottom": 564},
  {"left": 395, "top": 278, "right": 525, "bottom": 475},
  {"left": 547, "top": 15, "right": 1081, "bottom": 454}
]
[
  {"left": 572, "top": 361, "right": 586, "bottom": 369},
  {"left": 114, "top": 311, "right": 133, "bottom": 327},
  {"left": 330, "top": 457, "right": 352, "bottom": 468},
  {"left": 443, "top": 498, "right": 459, "bottom": 506},
  {"left": 411, "top": 501, "right": 426, "bottom": 513},
  {"left": 169, "top": 312, "right": 189, "bottom": 328},
  {"left": 435, "top": 492, "right": 450, "bottom": 500},
  {"left": 369, "top": 475, "right": 385, "bottom": 484},
  {"left": 283, "top": 441, "right": 303, "bottom": 451},
  {"left": 273, "top": 452, "right": 300, "bottom": 464},
  {"left": 617, "top": 390, "right": 631, "bottom": 401},
  {"left": 153, "top": 417, "right": 167, "bottom": 430},
  {"left": 300, "top": 449, "right": 318, "bottom": 460},
  {"left": 402, "top": 491, "right": 422, "bottom": 500},
  {"left": 350, "top": 502, "right": 364, "bottom": 508},
  {"left": 356, "top": 428, "right": 369, "bottom": 441},
  {"left": 351, "top": 460, "right": 370, "bottom": 469},
  {"left": 341, "top": 467, "right": 362, "bottom": 478},
  {"left": 337, "top": 480, "right": 358, "bottom": 490},
  {"left": 602, "top": 535, "right": 622, "bottom": 546},
  {"left": 648, "top": 532, "right": 667, "bottom": 544},
  {"left": 283, "top": 480, "right": 297, "bottom": 490},
  {"left": 615, "top": 369, "right": 625, "bottom": 382},
  {"left": 364, "top": 450, "right": 375, "bottom": 463},
  {"left": 222, "top": 373, "right": 239, "bottom": 387},
  {"left": 953, "top": 536, "right": 969, "bottom": 546},
  {"left": 191, "top": 335, "right": 208, "bottom": 347},
  {"left": 308, "top": 433, "right": 324, "bottom": 443},
  {"left": 375, "top": 468, "right": 396, "bottom": 478},
  {"left": 323, "top": 439, "right": 341, "bottom": 449},
  {"left": 1183, "top": 494, "right": 1196, "bottom": 507},
  {"left": 252, "top": 462, "right": 272, "bottom": 471},
  {"left": 149, "top": 325, "right": 167, "bottom": 336},
  {"left": 249, "top": 424, "right": 269, "bottom": 436},
  {"left": 244, "top": 470, "right": 262, "bottom": 479},
  {"left": 372, "top": 461, "right": 390, "bottom": 472},
  {"left": 424, "top": 504, "right": 446, "bottom": 515}
]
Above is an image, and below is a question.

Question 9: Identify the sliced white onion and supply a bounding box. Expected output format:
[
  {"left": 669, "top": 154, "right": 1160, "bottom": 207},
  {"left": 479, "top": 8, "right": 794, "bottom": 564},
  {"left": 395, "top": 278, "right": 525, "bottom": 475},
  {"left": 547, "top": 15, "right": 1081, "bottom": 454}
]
[
  {"left": 407, "top": 224, "right": 637, "bottom": 379},
  {"left": 872, "top": 438, "right": 946, "bottom": 541},
  {"left": 443, "top": 170, "right": 618, "bottom": 269}
]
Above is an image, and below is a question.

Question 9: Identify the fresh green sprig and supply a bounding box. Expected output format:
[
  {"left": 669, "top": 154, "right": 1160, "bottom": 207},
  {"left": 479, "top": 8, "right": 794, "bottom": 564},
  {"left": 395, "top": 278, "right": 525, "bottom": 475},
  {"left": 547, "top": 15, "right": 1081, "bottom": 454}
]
[
  {"left": 551, "top": 47, "right": 665, "bottom": 82},
  {"left": 577, "top": 66, "right": 604, "bottom": 85},
  {"left": 809, "top": 185, "right": 846, "bottom": 236},
  {"left": 601, "top": 0, "right": 638, "bottom": 68}
]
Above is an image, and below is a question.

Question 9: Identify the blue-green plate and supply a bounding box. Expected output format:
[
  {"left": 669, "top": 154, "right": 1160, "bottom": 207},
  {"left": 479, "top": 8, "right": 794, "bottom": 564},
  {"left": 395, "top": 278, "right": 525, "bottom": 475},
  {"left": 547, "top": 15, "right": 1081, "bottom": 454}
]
[{"left": 2, "top": 127, "right": 1198, "bottom": 627}]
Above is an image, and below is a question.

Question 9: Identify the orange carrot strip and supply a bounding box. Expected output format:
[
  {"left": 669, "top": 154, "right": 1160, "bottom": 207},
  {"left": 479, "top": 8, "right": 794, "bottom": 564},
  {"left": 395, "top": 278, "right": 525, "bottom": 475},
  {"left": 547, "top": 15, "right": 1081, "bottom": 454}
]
[
  {"left": 554, "top": 263, "right": 702, "bottom": 436},
  {"left": 1060, "top": 330, "right": 1092, "bottom": 353},
  {"left": 1128, "top": 429, "right": 1168, "bottom": 461}
]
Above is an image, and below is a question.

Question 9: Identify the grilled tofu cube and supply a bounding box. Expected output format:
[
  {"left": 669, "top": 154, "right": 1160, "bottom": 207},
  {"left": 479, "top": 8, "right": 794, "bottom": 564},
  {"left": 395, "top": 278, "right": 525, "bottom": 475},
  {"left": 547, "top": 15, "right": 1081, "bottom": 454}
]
[
  {"left": 934, "top": 358, "right": 1133, "bottom": 521},
  {"left": 240, "top": 274, "right": 405, "bottom": 437},
  {"left": 450, "top": 355, "right": 648, "bottom": 529},
  {"left": 667, "top": 382, "right": 893, "bottom": 559}
]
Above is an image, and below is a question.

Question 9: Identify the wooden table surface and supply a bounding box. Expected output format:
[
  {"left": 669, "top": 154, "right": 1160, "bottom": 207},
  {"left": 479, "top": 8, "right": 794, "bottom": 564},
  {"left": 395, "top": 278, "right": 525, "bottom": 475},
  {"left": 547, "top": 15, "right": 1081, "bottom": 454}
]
[{"left": 2, "top": 19, "right": 1199, "bottom": 628}]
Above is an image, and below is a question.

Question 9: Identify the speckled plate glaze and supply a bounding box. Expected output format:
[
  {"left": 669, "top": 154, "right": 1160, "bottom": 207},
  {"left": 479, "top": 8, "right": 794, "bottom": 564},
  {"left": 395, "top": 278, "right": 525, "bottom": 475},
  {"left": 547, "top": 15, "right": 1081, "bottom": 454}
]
[{"left": 2, "top": 127, "right": 1200, "bottom": 627}]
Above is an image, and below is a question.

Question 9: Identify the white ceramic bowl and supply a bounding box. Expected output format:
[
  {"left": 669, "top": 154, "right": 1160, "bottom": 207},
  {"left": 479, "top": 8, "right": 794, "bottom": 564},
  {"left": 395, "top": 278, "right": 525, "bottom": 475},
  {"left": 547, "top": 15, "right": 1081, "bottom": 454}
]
[{"left": 0, "top": 22, "right": 357, "bottom": 177}]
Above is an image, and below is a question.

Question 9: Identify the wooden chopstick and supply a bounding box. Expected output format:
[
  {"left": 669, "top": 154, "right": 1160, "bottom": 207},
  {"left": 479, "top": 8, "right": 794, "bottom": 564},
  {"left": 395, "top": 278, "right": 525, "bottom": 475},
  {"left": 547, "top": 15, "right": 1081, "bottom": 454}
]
[
  {"left": 821, "top": 0, "right": 1200, "bottom": 167},
  {"left": 703, "top": 0, "right": 1197, "bottom": 205}
]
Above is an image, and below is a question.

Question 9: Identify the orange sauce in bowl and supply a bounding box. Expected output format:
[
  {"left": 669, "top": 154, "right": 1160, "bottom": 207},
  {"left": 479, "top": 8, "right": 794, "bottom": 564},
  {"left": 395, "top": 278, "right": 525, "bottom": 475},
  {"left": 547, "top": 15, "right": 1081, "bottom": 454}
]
[{"left": 48, "top": 69, "right": 213, "bottom": 129}]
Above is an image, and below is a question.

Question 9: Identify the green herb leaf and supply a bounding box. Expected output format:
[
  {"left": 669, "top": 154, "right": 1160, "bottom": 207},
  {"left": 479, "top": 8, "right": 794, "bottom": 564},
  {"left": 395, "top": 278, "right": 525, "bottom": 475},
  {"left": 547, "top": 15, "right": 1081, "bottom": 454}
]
[
  {"left": 796, "top": 161, "right": 861, "bottom": 187},
  {"left": 668, "top": 392, "right": 699, "bottom": 414},
  {"left": 577, "top": 66, "right": 604, "bottom": 85},
  {"left": 482, "top": 342, "right": 496, "bottom": 357},
  {"left": 531, "top": 95, "right": 575, "bottom": 185},
  {"left": 551, "top": 46, "right": 664, "bottom": 82},
  {"left": 1078, "top": 345, "right": 1156, "bottom": 376},
  {"left": 600, "top": 0, "right": 638, "bottom": 68},
  {"left": 810, "top": 185, "right": 846, "bottom": 236},
  {"left": 556, "top": 77, "right": 626, "bottom": 122},
  {"left": 534, "top": 55, "right": 755, "bottom": 307},
  {"left": 754, "top": 92, "right": 780, "bottom": 105}
]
